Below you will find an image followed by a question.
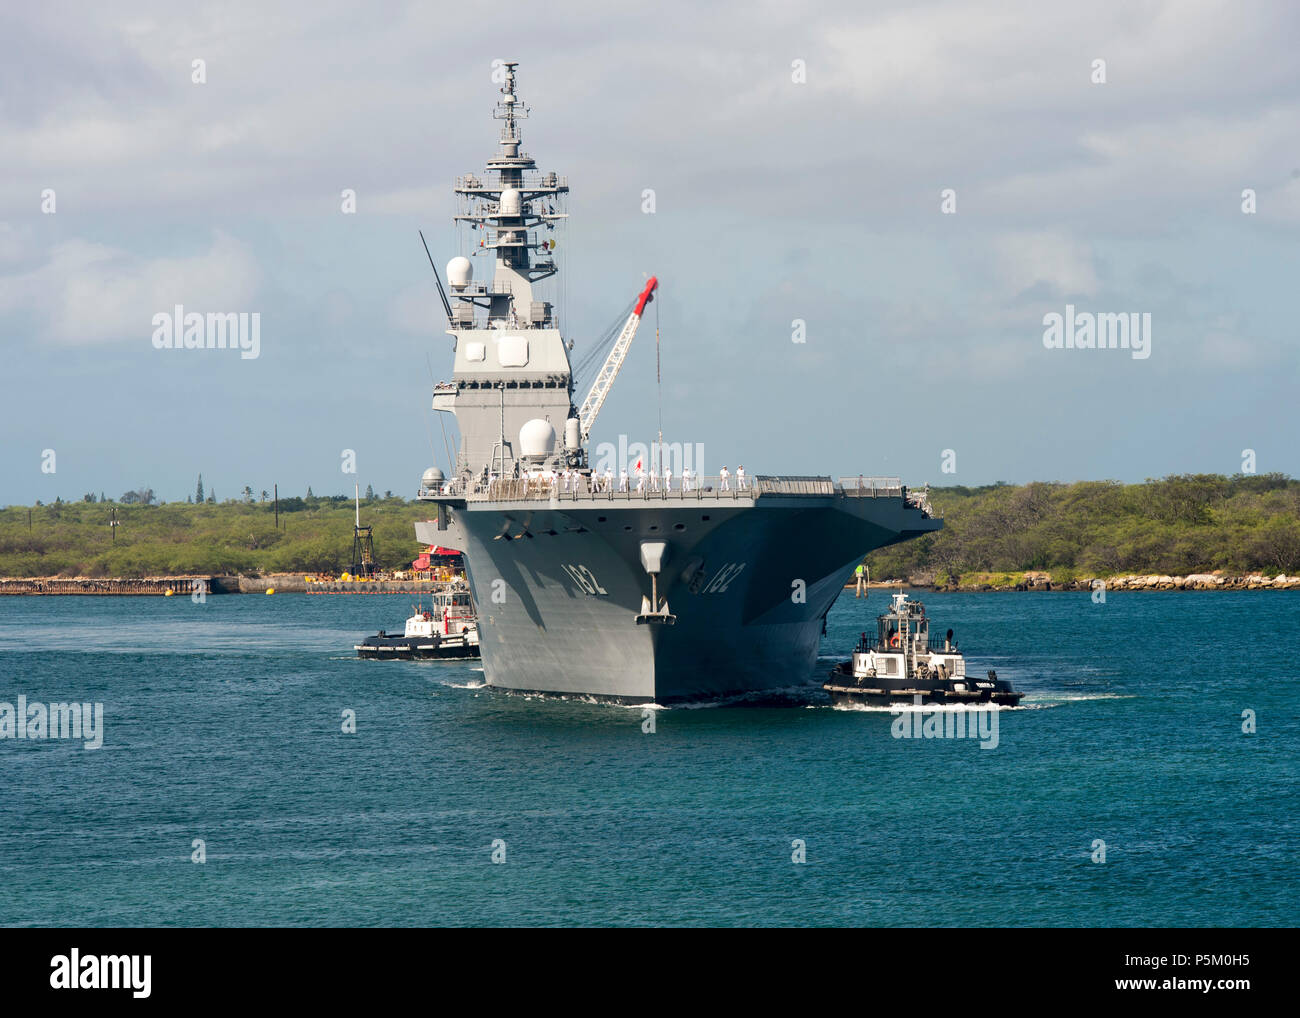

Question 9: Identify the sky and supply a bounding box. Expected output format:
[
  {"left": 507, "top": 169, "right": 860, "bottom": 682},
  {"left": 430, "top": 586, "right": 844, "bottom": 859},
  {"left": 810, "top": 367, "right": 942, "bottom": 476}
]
[{"left": 2, "top": 0, "right": 1298, "bottom": 506}]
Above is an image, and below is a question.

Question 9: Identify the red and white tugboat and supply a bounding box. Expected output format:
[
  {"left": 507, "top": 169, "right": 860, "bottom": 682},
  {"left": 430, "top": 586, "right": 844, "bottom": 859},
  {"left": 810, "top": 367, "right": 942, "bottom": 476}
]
[
  {"left": 824, "top": 592, "right": 1021, "bottom": 706},
  {"left": 355, "top": 588, "right": 481, "bottom": 659}
]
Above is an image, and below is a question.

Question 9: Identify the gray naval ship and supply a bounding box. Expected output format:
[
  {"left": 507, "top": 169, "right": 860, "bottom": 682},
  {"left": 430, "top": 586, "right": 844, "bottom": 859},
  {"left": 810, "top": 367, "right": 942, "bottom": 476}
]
[{"left": 414, "top": 63, "right": 940, "bottom": 703}]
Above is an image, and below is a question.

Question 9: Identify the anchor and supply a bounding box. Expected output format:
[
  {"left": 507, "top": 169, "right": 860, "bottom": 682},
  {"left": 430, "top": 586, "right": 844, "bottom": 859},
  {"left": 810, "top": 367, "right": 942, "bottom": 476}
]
[{"left": 635, "top": 540, "right": 677, "bottom": 626}]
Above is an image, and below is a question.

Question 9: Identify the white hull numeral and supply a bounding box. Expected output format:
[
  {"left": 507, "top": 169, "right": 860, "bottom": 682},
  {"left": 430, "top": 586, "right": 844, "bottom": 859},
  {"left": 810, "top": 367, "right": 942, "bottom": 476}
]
[
  {"left": 703, "top": 562, "right": 746, "bottom": 594},
  {"left": 561, "top": 563, "right": 609, "bottom": 596}
]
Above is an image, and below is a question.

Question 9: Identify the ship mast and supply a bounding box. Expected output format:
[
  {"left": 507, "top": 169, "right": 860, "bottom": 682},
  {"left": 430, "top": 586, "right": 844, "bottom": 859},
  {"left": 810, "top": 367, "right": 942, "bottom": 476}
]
[
  {"left": 449, "top": 62, "right": 569, "bottom": 331},
  {"left": 433, "top": 64, "right": 582, "bottom": 480}
]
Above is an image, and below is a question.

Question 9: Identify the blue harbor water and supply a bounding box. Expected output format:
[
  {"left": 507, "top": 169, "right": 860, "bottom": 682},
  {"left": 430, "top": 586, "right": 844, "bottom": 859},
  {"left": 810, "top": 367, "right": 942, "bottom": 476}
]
[{"left": 1, "top": 590, "right": 1296, "bottom": 927}]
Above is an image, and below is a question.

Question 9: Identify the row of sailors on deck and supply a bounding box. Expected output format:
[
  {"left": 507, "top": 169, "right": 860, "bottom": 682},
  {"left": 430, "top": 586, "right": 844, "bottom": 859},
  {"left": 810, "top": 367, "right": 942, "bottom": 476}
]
[
  {"left": 475, "top": 464, "right": 749, "bottom": 493},
  {"left": 600, "top": 463, "right": 747, "bottom": 493}
]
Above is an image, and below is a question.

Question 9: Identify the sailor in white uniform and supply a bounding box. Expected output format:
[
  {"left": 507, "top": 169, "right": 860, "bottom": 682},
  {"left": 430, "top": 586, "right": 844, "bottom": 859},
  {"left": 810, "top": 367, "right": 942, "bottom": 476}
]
[
  {"left": 682, "top": 467, "right": 693, "bottom": 492},
  {"left": 663, "top": 465, "right": 672, "bottom": 492},
  {"left": 720, "top": 466, "right": 730, "bottom": 491},
  {"left": 736, "top": 464, "right": 746, "bottom": 490},
  {"left": 604, "top": 466, "right": 613, "bottom": 492},
  {"left": 619, "top": 468, "right": 628, "bottom": 492}
]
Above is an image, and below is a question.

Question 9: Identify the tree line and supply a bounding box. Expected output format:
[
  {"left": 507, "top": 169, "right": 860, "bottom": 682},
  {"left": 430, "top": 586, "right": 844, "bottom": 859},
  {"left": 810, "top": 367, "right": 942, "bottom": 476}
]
[
  {"left": 0, "top": 494, "right": 422, "bottom": 577},
  {"left": 866, "top": 473, "right": 1300, "bottom": 582},
  {"left": 5, "top": 473, "right": 1298, "bottom": 580}
]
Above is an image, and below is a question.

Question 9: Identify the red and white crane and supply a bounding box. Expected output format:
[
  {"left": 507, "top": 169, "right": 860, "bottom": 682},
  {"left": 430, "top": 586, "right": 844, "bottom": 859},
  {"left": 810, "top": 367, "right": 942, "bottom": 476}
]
[{"left": 576, "top": 276, "right": 658, "bottom": 444}]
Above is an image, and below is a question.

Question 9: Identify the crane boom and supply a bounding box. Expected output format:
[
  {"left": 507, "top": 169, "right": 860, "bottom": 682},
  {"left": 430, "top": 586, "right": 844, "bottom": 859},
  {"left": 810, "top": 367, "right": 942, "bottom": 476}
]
[{"left": 577, "top": 277, "right": 657, "bottom": 443}]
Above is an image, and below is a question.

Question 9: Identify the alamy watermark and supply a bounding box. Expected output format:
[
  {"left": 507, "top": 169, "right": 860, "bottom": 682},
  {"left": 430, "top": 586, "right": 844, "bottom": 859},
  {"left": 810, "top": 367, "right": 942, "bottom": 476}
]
[
  {"left": 891, "top": 696, "right": 1000, "bottom": 750},
  {"left": 1, "top": 695, "right": 104, "bottom": 749},
  {"left": 50, "top": 950, "right": 150, "bottom": 998},
  {"left": 591, "top": 435, "right": 705, "bottom": 478},
  {"left": 151, "top": 305, "right": 261, "bottom": 360},
  {"left": 1042, "top": 305, "right": 1151, "bottom": 360}
]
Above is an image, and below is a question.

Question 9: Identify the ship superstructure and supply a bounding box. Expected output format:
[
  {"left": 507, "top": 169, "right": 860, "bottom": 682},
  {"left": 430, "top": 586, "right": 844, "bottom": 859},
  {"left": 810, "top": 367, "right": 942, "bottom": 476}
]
[
  {"left": 429, "top": 61, "right": 576, "bottom": 479},
  {"left": 414, "top": 64, "right": 941, "bottom": 702}
]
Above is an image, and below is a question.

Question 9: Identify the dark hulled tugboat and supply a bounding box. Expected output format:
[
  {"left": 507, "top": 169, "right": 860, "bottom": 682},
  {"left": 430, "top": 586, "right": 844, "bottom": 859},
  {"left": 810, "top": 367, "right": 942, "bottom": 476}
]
[
  {"left": 355, "top": 588, "right": 481, "bottom": 659},
  {"left": 824, "top": 592, "right": 1022, "bottom": 706}
]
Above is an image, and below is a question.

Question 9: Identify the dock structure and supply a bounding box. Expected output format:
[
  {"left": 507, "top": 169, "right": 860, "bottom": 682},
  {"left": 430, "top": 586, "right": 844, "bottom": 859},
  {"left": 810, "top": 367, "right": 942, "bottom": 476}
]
[
  {"left": 0, "top": 574, "right": 462, "bottom": 596},
  {"left": 0, "top": 576, "right": 221, "bottom": 596},
  {"left": 241, "top": 575, "right": 450, "bottom": 594}
]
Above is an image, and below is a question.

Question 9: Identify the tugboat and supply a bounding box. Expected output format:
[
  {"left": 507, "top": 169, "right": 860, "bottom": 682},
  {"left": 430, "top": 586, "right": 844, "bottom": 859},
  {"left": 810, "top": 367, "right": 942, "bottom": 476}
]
[
  {"left": 355, "top": 588, "right": 481, "bottom": 659},
  {"left": 824, "top": 592, "right": 1022, "bottom": 706}
]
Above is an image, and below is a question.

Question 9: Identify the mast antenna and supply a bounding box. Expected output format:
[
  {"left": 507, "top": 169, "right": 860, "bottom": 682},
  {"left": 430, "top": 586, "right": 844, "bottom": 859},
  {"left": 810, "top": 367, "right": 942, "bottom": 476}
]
[
  {"left": 420, "top": 230, "right": 454, "bottom": 322},
  {"left": 350, "top": 483, "right": 375, "bottom": 577}
]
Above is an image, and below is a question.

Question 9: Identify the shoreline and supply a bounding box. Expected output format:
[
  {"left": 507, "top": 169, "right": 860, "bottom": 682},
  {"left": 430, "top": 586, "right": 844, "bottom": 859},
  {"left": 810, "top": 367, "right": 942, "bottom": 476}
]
[
  {"left": 0, "top": 574, "right": 457, "bottom": 596},
  {"left": 854, "top": 570, "right": 1300, "bottom": 592},
  {"left": 2, "top": 570, "right": 1297, "bottom": 595}
]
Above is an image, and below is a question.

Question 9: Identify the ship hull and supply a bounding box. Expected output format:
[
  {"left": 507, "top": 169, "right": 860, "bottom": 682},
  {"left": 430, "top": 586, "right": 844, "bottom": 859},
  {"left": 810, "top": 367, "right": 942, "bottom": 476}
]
[
  {"left": 824, "top": 665, "right": 1022, "bottom": 707},
  {"left": 355, "top": 635, "right": 480, "bottom": 660},
  {"left": 823, "top": 684, "right": 1023, "bottom": 708},
  {"left": 417, "top": 491, "right": 937, "bottom": 702}
]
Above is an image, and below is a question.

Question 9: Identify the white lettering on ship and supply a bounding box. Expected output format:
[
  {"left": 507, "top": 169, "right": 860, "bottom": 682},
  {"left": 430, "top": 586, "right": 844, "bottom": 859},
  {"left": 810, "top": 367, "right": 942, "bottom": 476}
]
[
  {"left": 561, "top": 563, "right": 609, "bottom": 596},
  {"left": 703, "top": 562, "right": 745, "bottom": 594}
]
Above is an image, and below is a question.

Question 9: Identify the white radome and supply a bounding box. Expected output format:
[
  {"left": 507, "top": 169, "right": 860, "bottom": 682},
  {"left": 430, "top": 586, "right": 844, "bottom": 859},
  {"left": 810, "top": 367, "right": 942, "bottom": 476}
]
[
  {"left": 499, "top": 189, "right": 522, "bottom": 216},
  {"left": 519, "top": 418, "right": 556, "bottom": 460},
  {"left": 446, "top": 256, "right": 472, "bottom": 290}
]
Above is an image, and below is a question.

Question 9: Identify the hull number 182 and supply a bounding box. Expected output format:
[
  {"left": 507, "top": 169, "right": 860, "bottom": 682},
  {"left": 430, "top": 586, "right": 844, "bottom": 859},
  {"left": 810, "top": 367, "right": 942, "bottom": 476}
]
[{"left": 561, "top": 563, "right": 608, "bottom": 596}]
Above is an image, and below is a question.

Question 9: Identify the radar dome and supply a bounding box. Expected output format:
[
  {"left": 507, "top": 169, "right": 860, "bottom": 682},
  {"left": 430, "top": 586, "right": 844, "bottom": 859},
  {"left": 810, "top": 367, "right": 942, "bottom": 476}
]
[
  {"left": 421, "top": 466, "right": 445, "bottom": 488},
  {"left": 519, "top": 419, "right": 556, "bottom": 461},
  {"left": 446, "top": 256, "right": 472, "bottom": 291},
  {"left": 499, "top": 189, "right": 522, "bottom": 216}
]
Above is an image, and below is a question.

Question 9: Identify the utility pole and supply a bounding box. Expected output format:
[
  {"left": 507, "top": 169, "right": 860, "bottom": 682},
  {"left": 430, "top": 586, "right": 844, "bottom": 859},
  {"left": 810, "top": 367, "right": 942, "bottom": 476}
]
[{"left": 274, "top": 484, "right": 279, "bottom": 530}]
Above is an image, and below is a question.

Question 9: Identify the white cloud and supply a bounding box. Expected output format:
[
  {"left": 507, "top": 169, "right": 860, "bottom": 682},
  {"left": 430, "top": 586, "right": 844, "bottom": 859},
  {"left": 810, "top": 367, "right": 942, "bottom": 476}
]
[
  {"left": 366, "top": 186, "right": 445, "bottom": 216},
  {"left": 0, "top": 222, "right": 31, "bottom": 265},
  {"left": 0, "top": 230, "right": 260, "bottom": 345},
  {"left": 992, "top": 230, "right": 1099, "bottom": 297},
  {"left": 1266, "top": 174, "right": 1300, "bottom": 222},
  {"left": 390, "top": 281, "right": 440, "bottom": 336},
  {"left": 0, "top": 0, "right": 1297, "bottom": 500},
  {"left": 1200, "top": 317, "right": 1257, "bottom": 368}
]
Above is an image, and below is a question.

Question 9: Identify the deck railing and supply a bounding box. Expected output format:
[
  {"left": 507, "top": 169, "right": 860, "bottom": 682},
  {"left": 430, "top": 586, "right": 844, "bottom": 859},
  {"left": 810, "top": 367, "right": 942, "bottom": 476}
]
[
  {"left": 838, "top": 476, "right": 904, "bottom": 497},
  {"left": 418, "top": 474, "right": 913, "bottom": 503},
  {"left": 855, "top": 635, "right": 956, "bottom": 654}
]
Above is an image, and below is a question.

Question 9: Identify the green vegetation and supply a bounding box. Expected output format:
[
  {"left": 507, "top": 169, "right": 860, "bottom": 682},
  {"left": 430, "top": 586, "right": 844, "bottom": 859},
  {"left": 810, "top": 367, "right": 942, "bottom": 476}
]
[
  {"left": 4, "top": 474, "right": 1298, "bottom": 580},
  {"left": 0, "top": 495, "right": 435, "bottom": 577},
  {"left": 866, "top": 474, "right": 1300, "bottom": 581}
]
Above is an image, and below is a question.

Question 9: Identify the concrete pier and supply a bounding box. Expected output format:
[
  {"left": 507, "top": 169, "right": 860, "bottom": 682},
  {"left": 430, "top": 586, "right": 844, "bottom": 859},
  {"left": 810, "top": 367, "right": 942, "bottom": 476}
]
[
  {"left": 0, "top": 574, "right": 456, "bottom": 596},
  {"left": 0, "top": 576, "right": 219, "bottom": 596}
]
